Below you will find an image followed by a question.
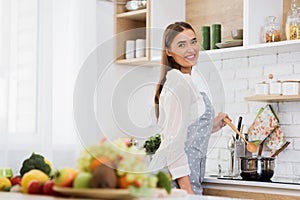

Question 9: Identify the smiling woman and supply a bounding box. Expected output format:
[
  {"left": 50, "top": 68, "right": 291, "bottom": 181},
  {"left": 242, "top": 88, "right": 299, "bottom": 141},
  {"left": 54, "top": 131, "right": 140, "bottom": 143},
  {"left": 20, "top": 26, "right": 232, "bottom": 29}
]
[
  {"left": 150, "top": 22, "right": 229, "bottom": 195},
  {"left": 165, "top": 29, "right": 200, "bottom": 72}
]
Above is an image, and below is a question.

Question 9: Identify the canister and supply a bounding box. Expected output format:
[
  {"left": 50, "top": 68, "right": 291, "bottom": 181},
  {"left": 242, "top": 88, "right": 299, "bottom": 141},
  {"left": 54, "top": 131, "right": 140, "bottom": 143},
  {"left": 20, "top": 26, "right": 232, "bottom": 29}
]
[
  {"left": 282, "top": 81, "right": 300, "bottom": 95},
  {"left": 212, "top": 24, "right": 221, "bottom": 49},
  {"left": 201, "top": 26, "right": 210, "bottom": 50},
  {"left": 135, "top": 39, "right": 146, "bottom": 58},
  {"left": 125, "top": 40, "right": 135, "bottom": 59},
  {"left": 255, "top": 82, "right": 269, "bottom": 95},
  {"left": 269, "top": 81, "right": 282, "bottom": 95}
]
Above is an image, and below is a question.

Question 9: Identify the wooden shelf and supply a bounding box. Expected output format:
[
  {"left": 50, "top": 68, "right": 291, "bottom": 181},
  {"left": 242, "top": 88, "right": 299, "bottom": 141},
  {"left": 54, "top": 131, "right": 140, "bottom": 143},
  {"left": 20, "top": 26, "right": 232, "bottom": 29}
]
[
  {"left": 116, "top": 9, "right": 147, "bottom": 21},
  {"left": 245, "top": 94, "right": 300, "bottom": 102},
  {"left": 114, "top": 0, "right": 185, "bottom": 65},
  {"left": 115, "top": 57, "right": 159, "bottom": 66},
  {"left": 198, "top": 40, "right": 300, "bottom": 61}
]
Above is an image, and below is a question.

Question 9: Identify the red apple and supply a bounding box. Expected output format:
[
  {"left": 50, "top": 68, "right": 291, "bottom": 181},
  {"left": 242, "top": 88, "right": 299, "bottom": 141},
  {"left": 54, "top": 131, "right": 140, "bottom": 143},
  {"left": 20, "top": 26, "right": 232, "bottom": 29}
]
[
  {"left": 43, "top": 180, "right": 59, "bottom": 196},
  {"left": 54, "top": 168, "right": 78, "bottom": 187},
  {"left": 134, "top": 179, "right": 142, "bottom": 188},
  {"left": 10, "top": 176, "right": 22, "bottom": 186},
  {"left": 27, "top": 180, "right": 44, "bottom": 194}
]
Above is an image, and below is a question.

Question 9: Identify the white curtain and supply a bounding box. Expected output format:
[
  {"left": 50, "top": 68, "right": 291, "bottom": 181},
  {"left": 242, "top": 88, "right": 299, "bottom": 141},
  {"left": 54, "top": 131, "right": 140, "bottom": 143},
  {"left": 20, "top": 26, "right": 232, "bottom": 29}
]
[
  {"left": 0, "top": 0, "right": 98, "bottom": 171},
  {"left": 0, "top": 0, "right": 38, "bottom": 138}
]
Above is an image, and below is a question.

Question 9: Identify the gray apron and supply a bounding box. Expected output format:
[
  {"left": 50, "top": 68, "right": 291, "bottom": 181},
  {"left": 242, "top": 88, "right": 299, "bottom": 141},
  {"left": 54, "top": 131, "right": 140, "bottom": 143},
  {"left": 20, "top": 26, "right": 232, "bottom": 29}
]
[{"left": 172, "top": 92, "right": 215, "bottom": 195}]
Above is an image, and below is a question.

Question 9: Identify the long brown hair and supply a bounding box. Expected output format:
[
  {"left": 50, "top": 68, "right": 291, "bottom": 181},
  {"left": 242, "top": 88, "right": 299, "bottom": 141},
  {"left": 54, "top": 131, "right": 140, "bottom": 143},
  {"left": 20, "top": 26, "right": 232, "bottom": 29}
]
[{"left": 154, "top": 22, "right": 196, "bottom": 119}]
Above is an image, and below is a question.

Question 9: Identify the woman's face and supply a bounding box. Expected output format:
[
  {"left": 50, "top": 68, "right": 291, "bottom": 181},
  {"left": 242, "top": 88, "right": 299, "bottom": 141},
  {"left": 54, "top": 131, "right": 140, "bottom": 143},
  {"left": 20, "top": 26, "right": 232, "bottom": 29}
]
[{"left": 166, "top": 29, "right": 200, "bottom": 69}]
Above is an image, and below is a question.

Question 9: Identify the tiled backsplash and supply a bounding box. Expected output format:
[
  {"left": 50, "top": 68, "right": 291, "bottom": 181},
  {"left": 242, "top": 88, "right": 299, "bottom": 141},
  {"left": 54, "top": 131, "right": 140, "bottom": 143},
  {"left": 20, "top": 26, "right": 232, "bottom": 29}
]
[{"left": 203, "top": 50, "right": 300, "bottom": 182}]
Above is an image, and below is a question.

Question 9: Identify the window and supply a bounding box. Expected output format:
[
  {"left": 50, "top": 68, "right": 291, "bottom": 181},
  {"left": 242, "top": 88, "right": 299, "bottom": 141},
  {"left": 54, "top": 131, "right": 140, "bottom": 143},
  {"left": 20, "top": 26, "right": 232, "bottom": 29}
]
[{"left": 0, "top": 0, "right": 38, "bottom": 135}]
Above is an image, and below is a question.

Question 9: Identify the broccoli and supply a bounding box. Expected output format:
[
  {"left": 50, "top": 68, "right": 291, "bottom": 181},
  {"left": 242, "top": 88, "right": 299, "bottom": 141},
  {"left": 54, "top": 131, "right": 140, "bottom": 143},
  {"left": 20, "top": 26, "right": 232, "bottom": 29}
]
[
  {"left": 20, "top": 152, "right": 51, "bottom": 177},
  {"left": 143, "top": 134, "right": 161, "bottom": 154}
]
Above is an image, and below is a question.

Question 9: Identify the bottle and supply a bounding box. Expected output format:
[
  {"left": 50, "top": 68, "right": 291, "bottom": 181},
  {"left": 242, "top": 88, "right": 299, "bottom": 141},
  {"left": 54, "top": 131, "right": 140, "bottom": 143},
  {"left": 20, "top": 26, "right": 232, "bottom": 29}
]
[
  {"left": 262, "top": 16, "right": 281, "bottom": 43},
  {"left": 286, "top": 0, "right": 300, "bottom": 40}
]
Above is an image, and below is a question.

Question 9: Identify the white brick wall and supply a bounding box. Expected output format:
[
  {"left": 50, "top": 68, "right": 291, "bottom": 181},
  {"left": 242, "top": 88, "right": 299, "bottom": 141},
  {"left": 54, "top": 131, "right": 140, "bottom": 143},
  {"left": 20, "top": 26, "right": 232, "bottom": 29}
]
[
  {"left": 201, "top": 50, "right": 300, "bottom": 181},
  {"left": 294, "top": 62, "right": 300, "bottom": 74}
]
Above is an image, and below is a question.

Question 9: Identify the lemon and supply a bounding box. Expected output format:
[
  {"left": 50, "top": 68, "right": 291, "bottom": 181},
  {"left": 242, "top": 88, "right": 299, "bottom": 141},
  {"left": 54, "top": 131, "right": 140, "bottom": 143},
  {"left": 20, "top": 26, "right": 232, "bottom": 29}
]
[
  {"left": 21, "top": 169, "right": 49, "bottom": 193},
  {"left": 0, "top": 177, "right": 11, "bottom": 191}
]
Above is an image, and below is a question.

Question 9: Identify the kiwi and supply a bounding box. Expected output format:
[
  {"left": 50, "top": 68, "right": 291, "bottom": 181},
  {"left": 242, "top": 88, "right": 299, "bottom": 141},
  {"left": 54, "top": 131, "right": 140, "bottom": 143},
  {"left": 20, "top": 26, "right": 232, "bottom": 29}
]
[{"left": 90, "top": 164, "right": 118, "bottom": 188}]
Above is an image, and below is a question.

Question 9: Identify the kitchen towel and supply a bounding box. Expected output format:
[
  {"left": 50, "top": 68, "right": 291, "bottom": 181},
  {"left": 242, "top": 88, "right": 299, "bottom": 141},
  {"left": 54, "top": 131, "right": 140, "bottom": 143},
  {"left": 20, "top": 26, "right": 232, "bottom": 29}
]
[{"left": 248, "top": 104, "right": 279, "bottom": 144}]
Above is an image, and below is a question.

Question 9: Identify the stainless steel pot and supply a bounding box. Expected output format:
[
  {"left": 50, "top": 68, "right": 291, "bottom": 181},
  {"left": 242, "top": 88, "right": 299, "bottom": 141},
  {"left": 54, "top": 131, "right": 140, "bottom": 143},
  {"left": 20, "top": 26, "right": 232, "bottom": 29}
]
[{"left": 240, "top": 156, "right": 275, "bottom": 182}]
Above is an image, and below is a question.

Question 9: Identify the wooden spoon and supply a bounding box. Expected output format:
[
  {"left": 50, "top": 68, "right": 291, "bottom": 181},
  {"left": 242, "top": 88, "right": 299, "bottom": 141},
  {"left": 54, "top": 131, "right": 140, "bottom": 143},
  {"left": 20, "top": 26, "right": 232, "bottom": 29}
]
[
  {"left": 257, "top": 140, "right": 265, "bottom": 157},
  {"left": 224, "top": 118, "right": 257, "bottom": 153},
  {"left": 271, "top": 141, "right": 291, "bottom": 158},
  {"left": 258, "top": 126, "right": 279, "bottom": 157}
]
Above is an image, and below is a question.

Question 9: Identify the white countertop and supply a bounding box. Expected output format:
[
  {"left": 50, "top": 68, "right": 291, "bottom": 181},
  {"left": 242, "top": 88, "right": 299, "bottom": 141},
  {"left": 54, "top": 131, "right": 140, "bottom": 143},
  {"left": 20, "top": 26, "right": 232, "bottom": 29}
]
[
  {"left": 0, "top": 192, "right": 249, "bottom": 200},
  {"left": 203, "top": 177, "right": 300, "bottom": 197},
  {"left": 141, "top": 195, "right": 248, "bottom": 200}
]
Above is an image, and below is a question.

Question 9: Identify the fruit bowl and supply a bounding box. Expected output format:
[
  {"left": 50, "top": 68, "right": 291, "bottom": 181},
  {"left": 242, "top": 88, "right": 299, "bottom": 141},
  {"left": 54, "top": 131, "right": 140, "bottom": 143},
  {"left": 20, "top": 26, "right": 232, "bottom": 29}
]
[
  {"left": 75, "top": 138, "right": 172, "bottom": 194},
  {"left": 53, "top": 186, "right": 134, "bottom": 200},
  {"left": 53, "top": 186, "right": 187, "bottom": 199}
]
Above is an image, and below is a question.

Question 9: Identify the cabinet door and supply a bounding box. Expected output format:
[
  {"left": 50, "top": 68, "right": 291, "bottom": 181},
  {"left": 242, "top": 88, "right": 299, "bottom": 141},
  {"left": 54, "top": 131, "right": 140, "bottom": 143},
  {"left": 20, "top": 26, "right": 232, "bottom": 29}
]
[{"left": 149, "top": 0, "right": 186, "bottom": 61}]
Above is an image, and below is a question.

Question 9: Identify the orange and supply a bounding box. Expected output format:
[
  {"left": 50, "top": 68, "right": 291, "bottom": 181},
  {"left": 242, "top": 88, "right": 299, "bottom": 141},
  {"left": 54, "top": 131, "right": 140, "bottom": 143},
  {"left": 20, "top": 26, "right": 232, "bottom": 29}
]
[
  {"left": 21, "top": 169, "right": 49, "bottom": 193},
  {"left": 117, "top": 175, "right": 131, "bottom": 189},
  {"left": 90, "top": 156, "right": 111, "bottom": 172}
]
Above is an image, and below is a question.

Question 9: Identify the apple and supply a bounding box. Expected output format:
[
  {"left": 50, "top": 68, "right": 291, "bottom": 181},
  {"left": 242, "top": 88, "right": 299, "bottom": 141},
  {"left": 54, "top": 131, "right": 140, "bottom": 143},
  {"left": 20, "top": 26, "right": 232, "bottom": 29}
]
[
  {"left": 27, "top": 180, "right": 44, "bottom": 194},
  {"left": 134, "top": 179, "right": 142, "bottom": 188},
  {"left": 54, "top": 168, "right": 78, "bottom": 187},
  {"left": 10, "top": 176, "right": 22, "bottom": 186},
  {"left": 73, "top": 172, "right": 92, "bottom": 189},
  {"left": 43, "top": 180, "right": 59, "bottom": 196}
]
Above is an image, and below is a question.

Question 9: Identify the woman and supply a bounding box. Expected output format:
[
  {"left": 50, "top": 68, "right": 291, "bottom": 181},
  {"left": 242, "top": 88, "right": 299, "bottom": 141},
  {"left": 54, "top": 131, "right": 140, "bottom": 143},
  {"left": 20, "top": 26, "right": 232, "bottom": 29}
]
[{"left": 149, "top": 22, "right": 228, "bottom": 195}]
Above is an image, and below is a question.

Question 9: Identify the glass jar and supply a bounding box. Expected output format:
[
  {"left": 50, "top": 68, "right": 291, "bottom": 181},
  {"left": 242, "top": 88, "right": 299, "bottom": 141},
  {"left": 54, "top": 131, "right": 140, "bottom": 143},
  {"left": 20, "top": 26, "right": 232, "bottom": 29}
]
[
  {"left": 262, "top": 16, "right": 281, "bottom": 43},
  {"left": 285, "top": 0, "right": 300, "bottom": 40}
]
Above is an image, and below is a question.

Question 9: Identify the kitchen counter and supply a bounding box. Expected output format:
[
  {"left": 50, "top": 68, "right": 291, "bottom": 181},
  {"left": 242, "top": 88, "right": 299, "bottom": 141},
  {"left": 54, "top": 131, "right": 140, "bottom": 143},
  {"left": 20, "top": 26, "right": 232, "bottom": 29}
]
[
  {"left": 0, "top": 192, "right": 249, "bottom": 200},
  {"left": 203, "top": 177, "right": 300, "bottom": 200}
]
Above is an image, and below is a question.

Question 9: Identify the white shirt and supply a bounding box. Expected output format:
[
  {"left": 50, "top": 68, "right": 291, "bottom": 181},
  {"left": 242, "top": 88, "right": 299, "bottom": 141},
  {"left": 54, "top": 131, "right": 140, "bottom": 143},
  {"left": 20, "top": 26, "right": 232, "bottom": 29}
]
[{"left": 150, "top": 69, "right": 206, "bottom": 179}]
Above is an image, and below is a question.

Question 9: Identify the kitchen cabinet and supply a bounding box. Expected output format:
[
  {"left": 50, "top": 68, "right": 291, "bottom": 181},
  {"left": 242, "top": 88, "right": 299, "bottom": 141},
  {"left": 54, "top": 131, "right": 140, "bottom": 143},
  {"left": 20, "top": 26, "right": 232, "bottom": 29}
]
[
  {"left": 187, "top": 0, "right": 287, "bottom": 46},
  {"left": 203, "top": 177, "right": 300, "bottom": 200},
  {"left": 114, "top": 0, "right": 185, "bottom": 65}
]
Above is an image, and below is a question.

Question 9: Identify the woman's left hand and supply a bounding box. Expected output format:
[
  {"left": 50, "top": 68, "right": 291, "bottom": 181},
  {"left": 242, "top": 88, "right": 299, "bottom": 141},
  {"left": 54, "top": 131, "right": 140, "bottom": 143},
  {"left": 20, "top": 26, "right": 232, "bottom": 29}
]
[{"left": 212, "top": 112, "right": 230, "bottom": 133}]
